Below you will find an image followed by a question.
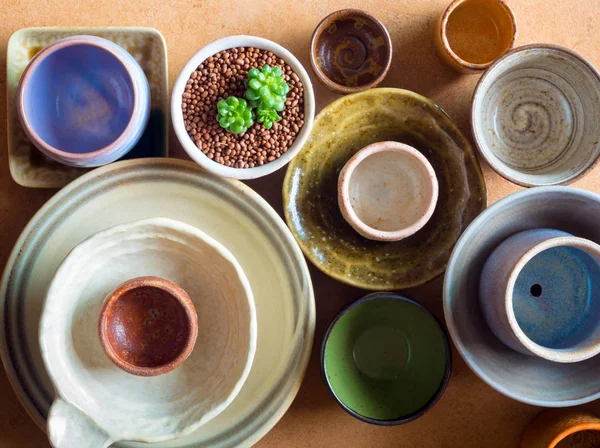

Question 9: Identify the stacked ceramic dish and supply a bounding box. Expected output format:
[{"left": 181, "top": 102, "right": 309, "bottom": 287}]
[
  {"left": 445, "top": 187, "right": 600, "bottom": 407},
  {"left": 1, "top": 159, "right": 315, "bottom": 447},
  {"left": 42, "top": 217, "right": 258, "bottom": 446}
]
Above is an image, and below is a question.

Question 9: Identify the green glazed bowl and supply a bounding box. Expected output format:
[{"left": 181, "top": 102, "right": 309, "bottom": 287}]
[{"left": 322, "top": 293, "right": 451, "bottom": 425}]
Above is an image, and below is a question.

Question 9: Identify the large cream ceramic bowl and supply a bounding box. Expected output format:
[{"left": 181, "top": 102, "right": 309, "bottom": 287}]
[
  {"left": 0, "top": 158, "right": 315, "bottom": 448},
  {"left": 171, "top": 35, "right": 315, "bottom": 180},
  {"left": 40, "top": 218, "right": 256, "bottom": 447}
]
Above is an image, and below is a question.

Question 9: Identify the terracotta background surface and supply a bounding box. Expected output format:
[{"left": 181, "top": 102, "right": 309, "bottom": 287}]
[{"left": 1, "top": 0, "right": 600, "bottom": 446}]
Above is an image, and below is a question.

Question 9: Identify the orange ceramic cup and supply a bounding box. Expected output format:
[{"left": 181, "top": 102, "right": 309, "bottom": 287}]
[
  {"left": 521, "top": 409, "right": 600, "bottom": 448},
  {"left": 435, "top": 0, "right": 517, "bottom": 73}
]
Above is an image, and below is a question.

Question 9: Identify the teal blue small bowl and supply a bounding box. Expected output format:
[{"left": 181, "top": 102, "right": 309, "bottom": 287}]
[{"left": 321, "top": 293, "right": 451, "bottom": 425}]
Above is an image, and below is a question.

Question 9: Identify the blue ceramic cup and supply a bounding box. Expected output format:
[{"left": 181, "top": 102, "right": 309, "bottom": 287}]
[
  {"left": 17, "top": 35, "right": 150, "bottom": 167},
  {"left": 480, "top": 228, "right": 600, "bottom": 363}
]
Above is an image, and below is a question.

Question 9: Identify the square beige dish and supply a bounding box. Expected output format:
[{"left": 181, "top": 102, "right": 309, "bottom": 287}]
[{"left": 6, "top": 27, "right": 168, "bottom": 188}]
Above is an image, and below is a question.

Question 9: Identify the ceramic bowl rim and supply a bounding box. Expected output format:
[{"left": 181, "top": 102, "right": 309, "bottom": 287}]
[
  {"left": 471, "top": 43, "right": 600, "bottom": 187},
  {"left": 16, "top": 35, "right": 147, "bottom": 163},
  {"left": 439, "top": 0, "right": 517, "bottom": 71},
  {"left": 39, "top": 216, "right": 258, "bottom": 443},
  {"left": 310, "top": 8, "right": 393, "bottom": 94},
  {"left": 171, "top": 35, "right": 315, "bottom": 180},
  {"left": 321, "top": 292, "right": 452, "bottom": 426},
  {"left": 337, "top": 141, "right": 439, "bottom": 241},
  {"left": 98, "top": 275, "right": 200, "bottom": 377},
  {"left": 549, "top": 421, "right": 600, "bottom": 446},
  {"left": 504, "top": 235, "right": 600, "bottom": 363},
  {"left": 444, "top": 186, "right": 600, "bottom": 406}
]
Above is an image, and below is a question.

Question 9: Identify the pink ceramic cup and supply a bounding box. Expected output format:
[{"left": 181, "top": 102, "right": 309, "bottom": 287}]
[{"left": 338, "top": 141, "right": 438, "bottom": 242}]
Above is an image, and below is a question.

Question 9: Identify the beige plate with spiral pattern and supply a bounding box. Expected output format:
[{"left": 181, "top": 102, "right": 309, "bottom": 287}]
[{"left": 472, "top": 44, "right": 600, "bottom": 187}]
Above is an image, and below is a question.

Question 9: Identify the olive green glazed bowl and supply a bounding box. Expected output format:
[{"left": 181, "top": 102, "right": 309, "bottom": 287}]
[
  {"left": 322, "top": 293, "right": 451, "bottom": 425},
  {"left": 283, "top": 88, "right": 486, "bottom": 290}
]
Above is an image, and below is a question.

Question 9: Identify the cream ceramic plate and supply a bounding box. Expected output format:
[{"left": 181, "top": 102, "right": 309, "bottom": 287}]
[
  {"left": 0, "top": 159, "right": 315, "bottom": 448},
  {"left": 41, "top": 218, "right": 257, "bottom": 446}
]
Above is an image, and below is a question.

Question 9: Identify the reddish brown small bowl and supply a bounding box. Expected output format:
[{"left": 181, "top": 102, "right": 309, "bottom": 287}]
[
  {"left": 310, "top": 9, "right": 392, "bottom": 94},
  {"left": 99, "top": 276, "right": 198, "bottom": 376}
]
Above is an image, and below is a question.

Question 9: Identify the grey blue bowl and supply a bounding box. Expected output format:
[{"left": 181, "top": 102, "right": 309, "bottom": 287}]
[
  {"left": 322, "top": 293, "right": 451, "bottom": 425},
  {"left": 17, "top": 35, "right": 150, "bottom": 167},
  {"left": 479, "top": 228, "right": 600, "bottom": 363},
  {"left": 444, "top": 187, "right": 600, "bottom": 406}
]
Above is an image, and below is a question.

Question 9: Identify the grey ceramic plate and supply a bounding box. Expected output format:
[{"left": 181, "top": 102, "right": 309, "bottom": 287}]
[
  {"left": 0, "top": 158, "right": 315, "bottom": 447},
  {"left": 283, "top": 88, "right": 486, "bottom": 290}
]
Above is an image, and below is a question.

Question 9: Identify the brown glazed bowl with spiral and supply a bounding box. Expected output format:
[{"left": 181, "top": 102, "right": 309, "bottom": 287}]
[{"left": 310, "top": 9, "right": 392, "bottom": 94}]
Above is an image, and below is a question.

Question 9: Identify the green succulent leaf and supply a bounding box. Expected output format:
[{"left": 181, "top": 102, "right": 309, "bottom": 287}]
[
  {"left": 216, "top": 96, "right": 254, "bottom": 134},
  {"left": 244, "top": 64, "right": 289, "bottom": 113},
  {"left": 256, "top": 104, "right": 282, "bottom": 130}
]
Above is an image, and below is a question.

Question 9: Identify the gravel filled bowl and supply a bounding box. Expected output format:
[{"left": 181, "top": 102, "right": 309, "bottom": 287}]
[{"left": 172, "top": 35, "right": 315, "bottom": 179}]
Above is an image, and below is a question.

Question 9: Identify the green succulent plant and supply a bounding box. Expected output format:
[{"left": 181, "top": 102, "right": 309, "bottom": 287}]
[
  {"left": 216, "top": 96, "right": 254, "bottom": 134},
  {"left": 256, "top": 104, "right": 282, "bottom": 130},
  {"left": 245, "top": 65, "right": 290, "bottom": 112}
]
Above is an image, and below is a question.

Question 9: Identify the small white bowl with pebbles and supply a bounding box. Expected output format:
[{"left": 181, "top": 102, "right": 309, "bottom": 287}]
[{"left": 172, "top": 35, "right": 315, "bottom": 180}]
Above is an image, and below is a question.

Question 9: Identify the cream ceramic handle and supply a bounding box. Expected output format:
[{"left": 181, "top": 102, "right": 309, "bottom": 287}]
[{"left": 48, "top": 398, "right": 113, "bottom": 448}]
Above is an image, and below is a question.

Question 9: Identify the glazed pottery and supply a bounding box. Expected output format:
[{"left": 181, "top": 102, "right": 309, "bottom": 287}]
[
  {"left": 337, "top": 141, "right": 438, "bottom": 242},
  {"left": 283, "top": 88, "right": 486, "bottom": 290},
  {"left": 480, "top": 229, "right": 600, "bottom": 363},
  {"left": 0, "top": 159, "right": 314, "bottom": 448},
  {"left": 17, "top": 35, "right": 151, "bottom": 168},
  {"left": 99, "top": 276, "right": 199, "bottom": 377},
  {"left": 472, "top": 44, "right": 600, "bottom": 187},
  {"left": 172, "top": 35, "right": 315, "bottom": 180},
  {"left": 521, "top": 409, "right": 600, "bottom": 448},
  {"left": 435, "top": 0, "right": 517, "bottom": 73},
  {"left": 41, "top": 218, "right": 256, "bottom": 446},
  {"left": 444, "top": 187, "right": 600, "bottom": 406},
  {"left": 322, "top": 293, "right": 451, "bottom": 425},
  {"left": 7, "top": 27, "right": 168, "bottom": 188},
  {"left": 310, "top": 9, "right": 392, "bottom": 94}
]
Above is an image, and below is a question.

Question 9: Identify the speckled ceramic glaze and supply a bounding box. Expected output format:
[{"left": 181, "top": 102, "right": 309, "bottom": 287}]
[
  {"left": 472, "top": 44, "right": 600, "bottom": 186},
  {"left": 17, "top": 35, "right": 150, "bottom": 168},
  {"left": 0, "top": 159, "right": 314, "bottom": 448},
  {"left": 521, "top": 409, "right": 600, "bottom": 448},
  {"left": 444, "top": 187, "right": 600, "bottom": 406},
  {"left": 322, "top": 293, "right": 451, "bottom": 425},
  {"left": 40, "top": 218, "right": 256, "bottom": 446},
  {"left": 99, "top": 276, "right": 199, "bottom": 377},
  {"left": 7, "top": 27, "right": 169, "bottom": 188},
  {"left": 310, "top": 9, "right": 392, "bottom": 94},
  {"left": 480, "top": 229, "right": 600, "bottom": 363},
  {"left": 337, "top": 141, "right": 439, "bottom": 242},
  {"left": 283, "top": 88, "right": 486, "bottom": 290},
  {"left": 435, "top": 0, "right": 517, "bottom": 73}
]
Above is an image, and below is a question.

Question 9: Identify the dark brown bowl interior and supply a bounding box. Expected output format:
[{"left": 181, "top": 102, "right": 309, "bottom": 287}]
[{"left": 311, "top": 9, "right": 392, "bottom": 94}]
